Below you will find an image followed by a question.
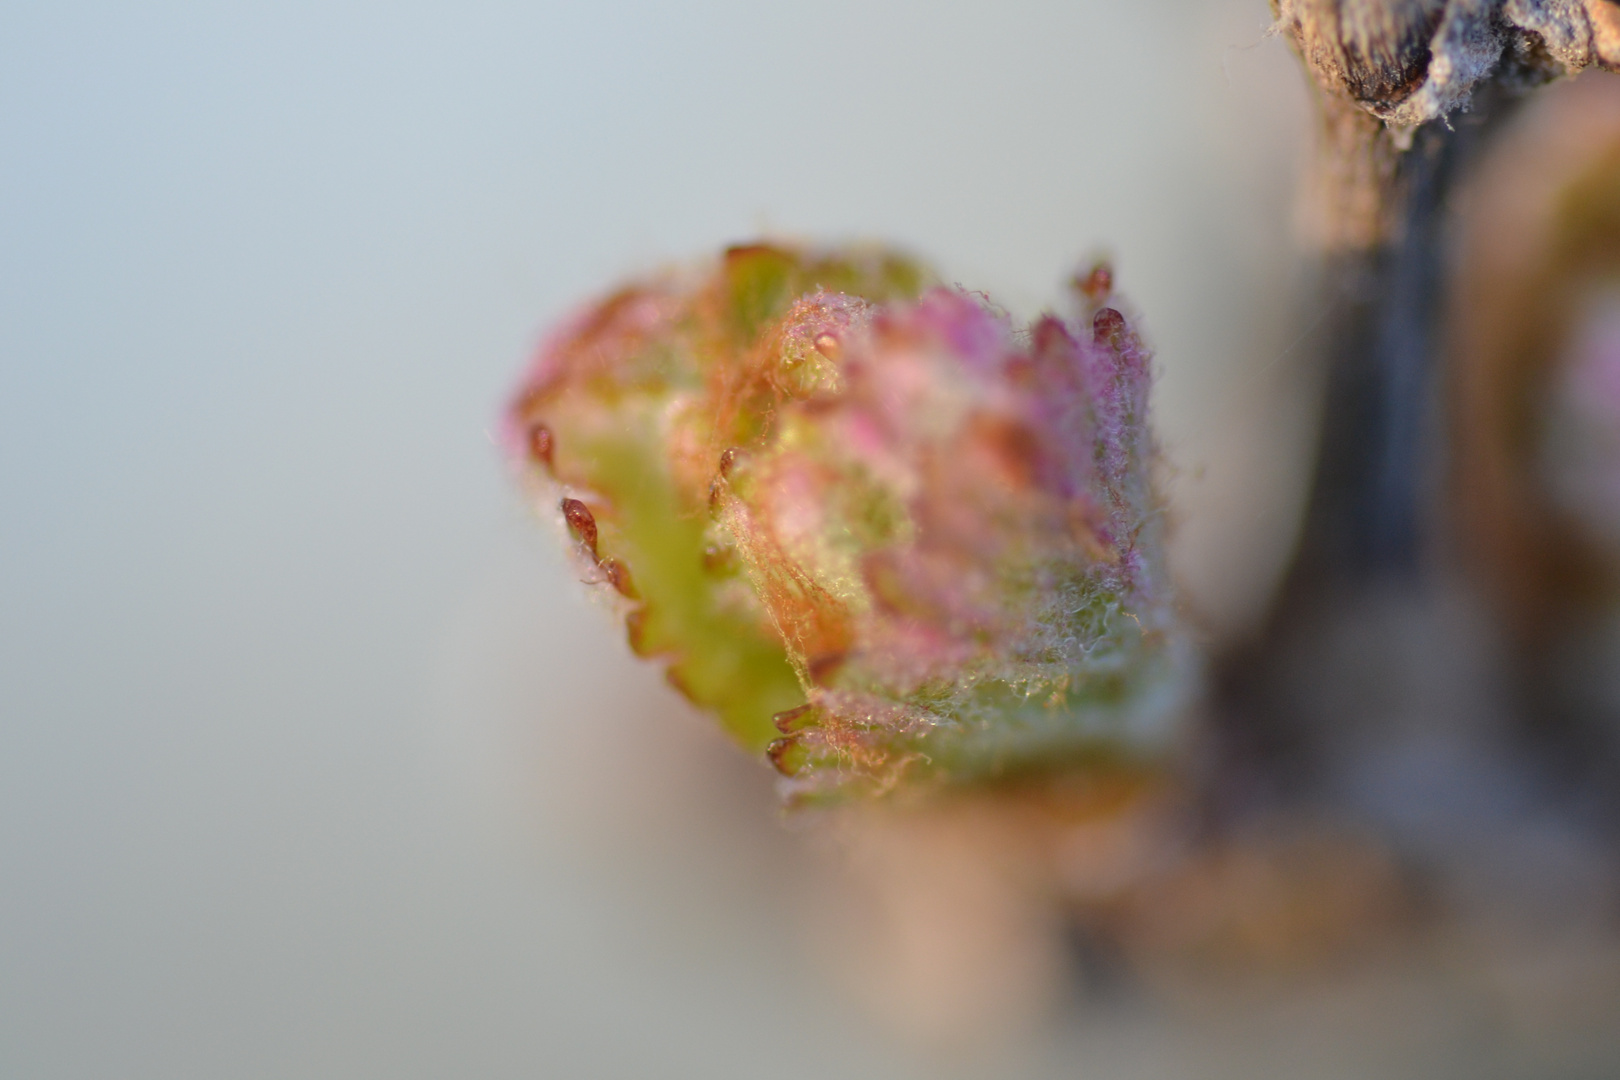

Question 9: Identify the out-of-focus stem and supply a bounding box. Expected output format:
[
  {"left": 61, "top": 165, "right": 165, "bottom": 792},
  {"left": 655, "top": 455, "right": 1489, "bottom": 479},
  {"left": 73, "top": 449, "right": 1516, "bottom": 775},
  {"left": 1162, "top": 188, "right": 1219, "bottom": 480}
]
[{"left": 1215, "top": 61, "right": 1516, "bottom": 800}]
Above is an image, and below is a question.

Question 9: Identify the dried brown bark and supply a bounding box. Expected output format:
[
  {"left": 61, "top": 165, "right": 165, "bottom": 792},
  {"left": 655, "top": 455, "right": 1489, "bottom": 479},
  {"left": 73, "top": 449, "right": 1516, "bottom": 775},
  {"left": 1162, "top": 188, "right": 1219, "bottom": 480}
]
[{"left": 1276, "top": 0, "right": 1620, "bottom": 250}]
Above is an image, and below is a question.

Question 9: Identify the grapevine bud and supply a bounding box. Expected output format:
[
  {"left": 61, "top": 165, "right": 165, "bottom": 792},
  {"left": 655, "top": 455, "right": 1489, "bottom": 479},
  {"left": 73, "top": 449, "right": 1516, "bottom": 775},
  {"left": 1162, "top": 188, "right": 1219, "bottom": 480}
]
[{"left": 508, "top": 244, "right": 1192, "bottom": 801}]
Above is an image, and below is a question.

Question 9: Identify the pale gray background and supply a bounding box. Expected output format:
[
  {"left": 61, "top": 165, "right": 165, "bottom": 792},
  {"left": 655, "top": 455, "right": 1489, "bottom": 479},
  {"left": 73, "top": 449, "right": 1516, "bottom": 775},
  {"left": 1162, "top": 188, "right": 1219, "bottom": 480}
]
[{"left": 0, "top": 3, "right": 1318, "bottom": 1076}]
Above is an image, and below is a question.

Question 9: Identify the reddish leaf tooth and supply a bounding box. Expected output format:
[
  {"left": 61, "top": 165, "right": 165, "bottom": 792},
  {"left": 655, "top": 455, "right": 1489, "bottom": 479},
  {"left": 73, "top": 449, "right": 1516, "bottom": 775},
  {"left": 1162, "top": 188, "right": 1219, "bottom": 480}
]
[
  {"left": 1075, "top": 262, "right": 1113, "bottom": 301},
  {"left": 765, "top": 737, "right": 802, "bottom": 776},
  {"left": 701, "top": 544, "right": 736, "bottom": 575},
  {"left": 560, "top": 497, "right": 599, "bottom": 560},
  {"left": 772, "top": 703, "right": 814, "bottom": 735},
  {"left": 1092, "top": 307, "right": 1127, "bottom": 348},
  {"left": 600, "top": 557, "right": 637, "bottom": 598},
  {"left": 806, "top": 651, "right": 847, "bottom": 686},
  {"left": 526, "top": 422, "right": 555, "bottom": 470}
]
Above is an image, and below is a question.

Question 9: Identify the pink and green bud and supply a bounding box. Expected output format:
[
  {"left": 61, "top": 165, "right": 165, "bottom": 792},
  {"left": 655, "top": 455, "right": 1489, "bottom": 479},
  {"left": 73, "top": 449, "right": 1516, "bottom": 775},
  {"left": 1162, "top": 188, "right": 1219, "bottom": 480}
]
[{"left": 507, "top": 244, "right": 1191, "bottom": 801}]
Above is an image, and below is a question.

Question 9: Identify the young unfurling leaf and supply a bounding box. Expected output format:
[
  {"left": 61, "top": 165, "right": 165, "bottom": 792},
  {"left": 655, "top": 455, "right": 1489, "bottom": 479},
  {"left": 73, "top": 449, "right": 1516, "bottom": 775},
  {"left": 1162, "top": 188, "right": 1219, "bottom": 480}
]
[{"left": 507, "top": 244, "right": 1191, "bottom": 801}]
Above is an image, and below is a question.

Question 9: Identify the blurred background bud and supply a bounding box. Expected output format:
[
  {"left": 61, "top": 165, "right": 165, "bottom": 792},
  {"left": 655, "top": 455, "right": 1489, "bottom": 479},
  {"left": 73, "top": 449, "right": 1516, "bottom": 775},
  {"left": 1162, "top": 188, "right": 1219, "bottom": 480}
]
[{"left": 1451, "top": 72, "right": 1620, "bottom": 800}]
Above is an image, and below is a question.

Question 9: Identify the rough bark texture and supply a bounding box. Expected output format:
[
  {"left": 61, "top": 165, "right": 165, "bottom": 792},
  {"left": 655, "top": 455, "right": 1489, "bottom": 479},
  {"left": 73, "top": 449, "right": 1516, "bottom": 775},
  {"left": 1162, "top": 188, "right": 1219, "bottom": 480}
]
[{"left": 1276, "top": 0, "right": 1620, "bottom": 250}]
